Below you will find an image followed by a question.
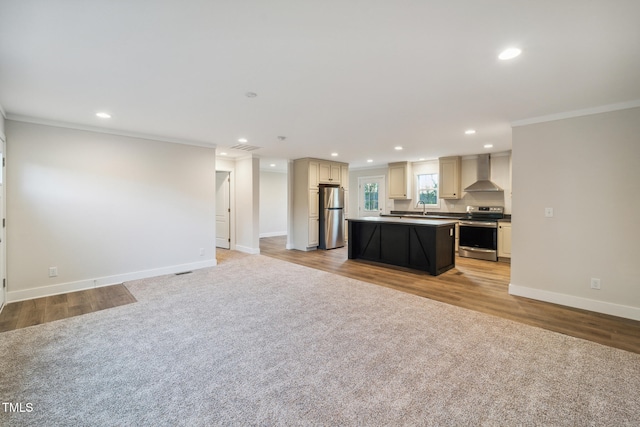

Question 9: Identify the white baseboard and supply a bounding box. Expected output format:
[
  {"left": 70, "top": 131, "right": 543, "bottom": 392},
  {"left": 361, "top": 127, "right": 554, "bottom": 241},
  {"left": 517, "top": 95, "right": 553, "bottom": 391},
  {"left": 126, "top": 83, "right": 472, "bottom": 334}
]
[
  {"left": 7, "top": 259, "right": 218, "bottom": 303},
  {"left": 259, "top": 231, "right": 287, "bottom": 238},
  {"left": 235, "top": 245, "right": 260, "bottom": 255},
  {"left": 508, "top": 283, "right": 640, "bottom": 321}
]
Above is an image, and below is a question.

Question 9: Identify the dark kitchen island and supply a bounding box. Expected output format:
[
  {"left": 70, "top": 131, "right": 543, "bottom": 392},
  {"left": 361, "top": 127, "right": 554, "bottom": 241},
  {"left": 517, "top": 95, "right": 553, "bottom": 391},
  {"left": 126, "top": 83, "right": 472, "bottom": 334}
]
[{"left": 347, "top": 216, "right": 456, "bottom": 276}]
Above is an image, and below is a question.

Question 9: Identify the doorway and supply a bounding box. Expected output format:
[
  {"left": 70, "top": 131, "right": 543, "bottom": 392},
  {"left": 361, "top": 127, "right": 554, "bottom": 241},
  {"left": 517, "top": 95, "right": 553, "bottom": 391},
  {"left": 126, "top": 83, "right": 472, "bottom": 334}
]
[
  {"left": 357, "top": 176, "right": 386, "bottom": 217},
  {"left": 216, "top": 171, "right": 231, "bottom": 249}
]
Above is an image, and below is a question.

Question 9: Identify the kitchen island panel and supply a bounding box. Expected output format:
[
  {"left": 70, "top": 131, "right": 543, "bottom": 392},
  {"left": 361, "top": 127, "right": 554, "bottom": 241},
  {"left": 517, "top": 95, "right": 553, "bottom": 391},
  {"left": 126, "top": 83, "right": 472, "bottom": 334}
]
[{"left": 348, "top": 217, "right": 455, "bottom": 275}]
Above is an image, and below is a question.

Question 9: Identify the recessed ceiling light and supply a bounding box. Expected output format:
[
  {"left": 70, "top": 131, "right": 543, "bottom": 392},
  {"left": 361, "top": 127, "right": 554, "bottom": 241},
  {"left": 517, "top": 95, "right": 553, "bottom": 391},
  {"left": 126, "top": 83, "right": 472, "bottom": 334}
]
[
  {"left": 465, "top": 129, "right": 476, "bottom": 135},
  {"left": 220, "top": 152, "right": 227, "bottom": 156},
  {"left": 484, "top": 144, "right": 494, "bottom": 148},
  {"left": 367, "top": 159, "right": 373, "bottom": 163},
  {"left": 394, "top": 146, "right": 403, "bottom": 150},
  {"left": 499, "top": 47, "right": 522, "bottom": 60},
  {"left": 270, "top": 163, "right": 276, "bottom": 167},
  {"left": 245, "top": 92, "right": 257, "bottom": 98},
  {"left": 238, "top": 138, "right": 248, "bottom": 143},
  {"left": 331, "top": 152, "right": 338, "bottom": 157},
  {"left": 96, "top": 112, "right": 111, "bottom": 119},
  {"left": 419, "top": 158, "right": 425, "bottom": 161}
]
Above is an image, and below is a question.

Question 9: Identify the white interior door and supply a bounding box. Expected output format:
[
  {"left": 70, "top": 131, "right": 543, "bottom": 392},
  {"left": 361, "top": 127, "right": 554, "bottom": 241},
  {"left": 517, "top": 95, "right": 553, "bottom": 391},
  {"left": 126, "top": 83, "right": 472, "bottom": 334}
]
[
  {"left": 216, "top": 171, "right": 231, "bottom": 249},
  {"left": 358, "top": 176, "right": 386, "bottom": 217}
]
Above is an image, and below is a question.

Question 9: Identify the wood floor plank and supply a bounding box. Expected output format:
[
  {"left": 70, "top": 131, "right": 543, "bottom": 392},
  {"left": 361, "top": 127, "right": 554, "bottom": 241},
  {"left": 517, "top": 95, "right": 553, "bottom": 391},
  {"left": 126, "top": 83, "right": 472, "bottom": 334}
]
[
  {"left": 15, "top": 298, "right": 47, "bottom": 329},
  {"left": 0, "top": 284, "right": 137, "bottom": 333},
  {"left": 258, "top": 236, "right": 640, "bottom": 354}
]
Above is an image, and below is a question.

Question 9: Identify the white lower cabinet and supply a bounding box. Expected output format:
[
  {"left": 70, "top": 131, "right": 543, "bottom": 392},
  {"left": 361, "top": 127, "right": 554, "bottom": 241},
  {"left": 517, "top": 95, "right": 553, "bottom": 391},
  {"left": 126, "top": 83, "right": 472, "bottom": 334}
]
[{"left": 498, "top": 222, "right": 512, "bottom": 259}]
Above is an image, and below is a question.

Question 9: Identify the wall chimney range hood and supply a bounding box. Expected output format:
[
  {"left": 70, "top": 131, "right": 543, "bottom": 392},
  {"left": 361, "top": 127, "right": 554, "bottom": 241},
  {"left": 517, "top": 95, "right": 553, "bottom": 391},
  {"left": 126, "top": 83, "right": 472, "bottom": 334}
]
[{"left": 463, "top": 154, "right": 503, "bottom": 192}]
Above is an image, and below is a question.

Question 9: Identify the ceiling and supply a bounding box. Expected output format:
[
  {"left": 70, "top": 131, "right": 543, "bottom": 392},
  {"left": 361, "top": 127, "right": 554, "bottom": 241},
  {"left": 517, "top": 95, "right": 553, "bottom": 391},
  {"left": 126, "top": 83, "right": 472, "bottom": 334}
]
[{"left": 1, "top": 1, "right": 639, "bottom": 172}]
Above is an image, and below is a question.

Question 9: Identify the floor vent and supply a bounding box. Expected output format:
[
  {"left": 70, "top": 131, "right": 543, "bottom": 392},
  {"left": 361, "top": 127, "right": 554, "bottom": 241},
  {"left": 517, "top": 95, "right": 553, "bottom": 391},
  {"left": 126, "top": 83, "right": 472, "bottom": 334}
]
[
  {"left": 229, "top": 144, "right": 262, "bottom": 152},
  {"left": 175, "top": 271, "right": 193, "bottom": 276}
]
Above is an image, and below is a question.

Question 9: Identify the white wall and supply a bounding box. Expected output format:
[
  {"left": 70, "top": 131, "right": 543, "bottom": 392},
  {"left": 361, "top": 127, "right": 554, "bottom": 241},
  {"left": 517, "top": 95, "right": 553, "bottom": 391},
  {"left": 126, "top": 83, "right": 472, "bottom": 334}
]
[
  {"left": 6, "top": 120, "right": 217, "bottom": 301},
  {"left": 259, "top": 170, "right": 287, "bottom": 237},
  {"left": 235, "top": 156, "right": 260, "bottom": 254},
  {"left": 510, "top": 107, "right": 640, "bottom": 320}
]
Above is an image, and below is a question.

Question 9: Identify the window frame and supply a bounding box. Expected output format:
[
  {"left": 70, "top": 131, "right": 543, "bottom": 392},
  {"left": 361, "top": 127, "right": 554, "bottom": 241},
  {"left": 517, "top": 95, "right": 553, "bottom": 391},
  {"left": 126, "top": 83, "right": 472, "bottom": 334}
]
[{"left": 415, "top": 172, "right": 440, "bottom": 208}]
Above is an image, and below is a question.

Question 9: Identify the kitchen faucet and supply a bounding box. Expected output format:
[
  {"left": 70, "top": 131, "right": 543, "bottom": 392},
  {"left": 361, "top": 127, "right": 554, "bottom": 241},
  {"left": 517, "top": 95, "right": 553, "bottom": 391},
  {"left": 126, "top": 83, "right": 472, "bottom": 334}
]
[{"left": 418, "top": 200, "right": 427, "bottom": 215}]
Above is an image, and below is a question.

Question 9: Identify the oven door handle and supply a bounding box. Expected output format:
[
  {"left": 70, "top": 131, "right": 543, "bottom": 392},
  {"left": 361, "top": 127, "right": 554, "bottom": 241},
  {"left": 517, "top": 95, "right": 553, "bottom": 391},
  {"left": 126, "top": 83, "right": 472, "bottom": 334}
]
[
  {"left": 459, "top": 220, "right": 497, "bottom": 228},
  {"left": 459, "top": 246, "right": 496, "bottom": 254}
]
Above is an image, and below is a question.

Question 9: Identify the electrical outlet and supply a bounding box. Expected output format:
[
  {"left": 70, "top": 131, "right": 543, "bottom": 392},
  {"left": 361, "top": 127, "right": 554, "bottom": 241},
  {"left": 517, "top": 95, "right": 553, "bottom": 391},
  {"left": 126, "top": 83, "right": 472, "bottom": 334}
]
[
  {"left": 545, "top": 207, "right": 554, "bottom": 217},
  {"left": 590, "top": 278, "right": 601, "bottom": 290},
  {"left": 49, "top": 267, "right": 58, "bottom": 277}
]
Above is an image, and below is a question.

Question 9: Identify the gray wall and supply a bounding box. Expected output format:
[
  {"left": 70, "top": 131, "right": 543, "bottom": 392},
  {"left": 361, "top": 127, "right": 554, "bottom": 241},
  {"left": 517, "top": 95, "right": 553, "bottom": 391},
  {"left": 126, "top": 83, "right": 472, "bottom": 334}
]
[
  {"left": 259, "top": 170, "right": 287, "bottom": 237},
  {"left": 6, "top": 120, "right": 217, "bottom": 301},
  {"left": 510, "top": 107, "right": 640, "bottom": 319}
]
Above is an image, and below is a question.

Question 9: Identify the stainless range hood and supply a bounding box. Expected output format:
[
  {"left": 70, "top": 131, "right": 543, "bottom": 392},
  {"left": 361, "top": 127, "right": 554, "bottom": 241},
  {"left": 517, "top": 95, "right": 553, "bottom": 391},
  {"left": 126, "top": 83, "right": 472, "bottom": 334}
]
[{"left": 463, "top": 154, "right": 503, "bottom": 192}]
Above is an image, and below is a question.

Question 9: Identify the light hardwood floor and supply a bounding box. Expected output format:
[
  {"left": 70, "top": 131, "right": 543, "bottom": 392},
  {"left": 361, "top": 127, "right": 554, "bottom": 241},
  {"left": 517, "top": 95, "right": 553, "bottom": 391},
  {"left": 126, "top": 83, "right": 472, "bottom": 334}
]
[
  {"left": 0, "top": 284, "right": 136, "bottom": 332},
  {"left": 259, "top": 236, "right": 640, "bottom": 354}
]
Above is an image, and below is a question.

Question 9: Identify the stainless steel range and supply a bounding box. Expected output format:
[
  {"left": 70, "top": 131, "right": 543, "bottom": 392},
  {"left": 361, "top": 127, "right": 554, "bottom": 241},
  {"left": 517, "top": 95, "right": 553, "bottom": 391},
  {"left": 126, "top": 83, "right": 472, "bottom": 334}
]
[{"left": 458, "top": 206, "right": 504, "bottom": 261}]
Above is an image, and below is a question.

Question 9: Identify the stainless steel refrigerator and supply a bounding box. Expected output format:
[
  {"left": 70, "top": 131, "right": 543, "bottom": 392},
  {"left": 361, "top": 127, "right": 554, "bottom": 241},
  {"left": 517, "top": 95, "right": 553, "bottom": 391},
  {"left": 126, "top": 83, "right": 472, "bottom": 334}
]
[{"left": 318, "top": 185, "right": 345, "bottom": 249}]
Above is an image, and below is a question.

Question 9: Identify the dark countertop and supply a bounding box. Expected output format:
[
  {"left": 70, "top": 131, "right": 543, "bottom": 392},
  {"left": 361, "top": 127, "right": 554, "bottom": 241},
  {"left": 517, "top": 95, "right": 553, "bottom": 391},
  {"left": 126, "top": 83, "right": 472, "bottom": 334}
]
[
  {"left": 388, "top": 210, "right": 512, "bottom": 222},
  {"left": 382, "top": 214, "right": 464, "bottom": 220},
  {"left": 388, "top": 211, "right": 465, "bottom": 220},
  {"left": 348, "top": 216, "right": 458, "bottom": 227}
]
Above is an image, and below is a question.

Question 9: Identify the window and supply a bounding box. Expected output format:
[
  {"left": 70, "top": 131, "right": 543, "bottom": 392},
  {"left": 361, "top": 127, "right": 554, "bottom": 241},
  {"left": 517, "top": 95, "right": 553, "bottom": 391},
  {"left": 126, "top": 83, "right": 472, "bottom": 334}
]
[
  {"left": 364, "top": 182, "right": 379, "bottom": 211},
  {"left": 416, "top": 173, "right": 438, "bottom": 206}
]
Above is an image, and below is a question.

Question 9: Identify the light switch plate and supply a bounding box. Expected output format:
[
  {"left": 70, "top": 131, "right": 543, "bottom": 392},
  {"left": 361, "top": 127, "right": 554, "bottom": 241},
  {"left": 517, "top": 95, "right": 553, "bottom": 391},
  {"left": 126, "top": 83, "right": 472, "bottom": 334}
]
[{"left": 545, "top": 207, "right": 554, "bottom": 217}]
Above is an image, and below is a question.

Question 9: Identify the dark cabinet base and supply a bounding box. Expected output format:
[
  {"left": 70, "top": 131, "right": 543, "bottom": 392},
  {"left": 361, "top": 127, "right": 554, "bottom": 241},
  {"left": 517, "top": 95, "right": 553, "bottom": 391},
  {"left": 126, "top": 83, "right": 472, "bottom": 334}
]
[{"left": 348, "top": 220, "right": 455, "bottom": 276}]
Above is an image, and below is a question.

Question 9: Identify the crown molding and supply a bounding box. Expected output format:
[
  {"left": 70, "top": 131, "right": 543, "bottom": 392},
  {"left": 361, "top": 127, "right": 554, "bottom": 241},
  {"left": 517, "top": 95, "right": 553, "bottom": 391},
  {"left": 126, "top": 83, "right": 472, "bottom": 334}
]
[
  {"left": 5, "top": 114, "right": 216, "bottom": 149},
  {"left": 511, "top": 99, "right": 640, "bottom": 127}
]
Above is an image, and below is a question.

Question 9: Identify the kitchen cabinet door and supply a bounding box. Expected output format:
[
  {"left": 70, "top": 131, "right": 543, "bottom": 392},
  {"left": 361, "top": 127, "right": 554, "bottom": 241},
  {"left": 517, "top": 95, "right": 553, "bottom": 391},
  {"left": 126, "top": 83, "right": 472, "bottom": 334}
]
[
  {"left": 309, "top": 161, "right": 320, "bottom": 189},
  {"left": 309, "top": 189, "right": 319, "bottom": 217},
  {"left": 498, "top": 222, "right": 512, "bottom": 258},
  {"left": 439, "top": 156, "right": 461, "bottom": 199},
  {"left": 341, "top": 165, "right": 349, "bottom": 190},
  {"left": 319, "top": 162, "right": 332, "bottom": 183},
  {"left": 319, "top": 161, "right": 342, "bottom": 184},
  {"left": 331, "top": 164, "right": 341, "bottom": 184},
  {"left": 308, "top": 217, "right": 319, "bottom": 247},
  {"left": 388, "top": 162, "right": 411, "bottom": 199}
]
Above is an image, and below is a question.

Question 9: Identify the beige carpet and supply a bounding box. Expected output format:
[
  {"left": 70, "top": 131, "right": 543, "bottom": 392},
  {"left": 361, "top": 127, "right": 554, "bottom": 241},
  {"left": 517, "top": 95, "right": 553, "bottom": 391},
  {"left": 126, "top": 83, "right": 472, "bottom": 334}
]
[{"left": 1, "top": 254, "right": 639, "bottom": 426}]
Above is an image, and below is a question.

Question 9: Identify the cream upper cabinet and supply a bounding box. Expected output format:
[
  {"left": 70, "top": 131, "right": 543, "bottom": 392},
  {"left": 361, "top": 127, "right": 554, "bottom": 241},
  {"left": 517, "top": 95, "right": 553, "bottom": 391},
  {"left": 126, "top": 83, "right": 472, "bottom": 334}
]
[
  {"left": 388, "top": 161, "right": 412, "bottom": 199},
  {"left": 319, "top": 161, "right": 341, "bottom": 184},
  {"left": 318, "top": 162, "right": 331, "bottom": 183},
  {"left": 341, "top": 165, "right": 349, "bottom": 190},
  {"left": 439, "top": 156, "right": 461, "bottom": 199},
  {"left": 309, "top": 161, "right": 319, "bottom": 189},
  {"left": 331, "top": 164, "right": 341, "bottom": 184},
  {"left": 498, "top": 222, "right": 512, "bottom": 258}
]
